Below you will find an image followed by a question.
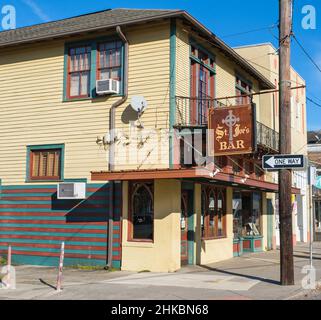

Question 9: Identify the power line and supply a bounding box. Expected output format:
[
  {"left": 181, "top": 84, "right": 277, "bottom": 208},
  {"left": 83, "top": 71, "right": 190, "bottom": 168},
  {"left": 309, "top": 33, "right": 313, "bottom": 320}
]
[
  {"left": 307, "top": 97, "right": 321, "bottom": 108},
  {"left": 293, "top": 34, "right": 321, "bottom": 74},
  {"left": 242, "top": 58, "right": 321, "bottom": 110},
  {"left": 221, "top": 24, "right": 278, "bottom": 39}
]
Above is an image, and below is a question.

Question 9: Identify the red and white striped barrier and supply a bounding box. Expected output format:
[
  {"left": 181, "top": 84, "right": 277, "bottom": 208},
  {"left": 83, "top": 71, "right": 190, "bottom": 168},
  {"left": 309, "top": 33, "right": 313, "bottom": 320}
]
[{"left": 56, "top": 242, "right": 65, "bottom": 291}]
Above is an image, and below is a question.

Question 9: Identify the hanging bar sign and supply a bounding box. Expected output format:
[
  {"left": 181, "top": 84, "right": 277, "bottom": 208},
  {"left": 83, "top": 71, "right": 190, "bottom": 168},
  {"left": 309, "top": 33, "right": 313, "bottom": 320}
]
[{"left": 208, "top": 104, "right": 256, "bottom": 156}]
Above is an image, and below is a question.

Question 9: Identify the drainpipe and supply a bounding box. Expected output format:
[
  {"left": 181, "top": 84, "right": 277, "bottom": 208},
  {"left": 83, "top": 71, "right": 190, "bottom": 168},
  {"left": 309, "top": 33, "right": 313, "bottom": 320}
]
[{"left": 107, "top": 26, "right": 129, "bottom": 269}]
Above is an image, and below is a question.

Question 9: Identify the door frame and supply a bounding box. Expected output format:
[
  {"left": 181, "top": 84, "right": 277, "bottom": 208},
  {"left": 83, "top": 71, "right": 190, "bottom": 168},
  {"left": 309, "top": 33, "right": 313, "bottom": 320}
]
[{"left": 181, "top": 182, "right": 195, "bottom": 266}]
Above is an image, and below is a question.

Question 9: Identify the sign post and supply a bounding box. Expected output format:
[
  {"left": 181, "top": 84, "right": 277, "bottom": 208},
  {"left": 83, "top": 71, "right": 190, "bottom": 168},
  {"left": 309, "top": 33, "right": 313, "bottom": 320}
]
[
  {"left": 308, "top": 166, "right": 317, "bottom": 271},
  {"left": 56, "top": 241, "right": 65, "bottom": 292}
]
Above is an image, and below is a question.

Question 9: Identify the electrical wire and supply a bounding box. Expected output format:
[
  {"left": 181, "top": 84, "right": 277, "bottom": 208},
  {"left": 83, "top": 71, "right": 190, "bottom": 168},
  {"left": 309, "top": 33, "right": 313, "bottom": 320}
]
[
  {"left": 307, "top": 97, "right": 321, "bottom": 108},
  {"left": 221, "top": 24, "right": 278, "bottom": 39},
  {"left": 293, "top": 35, "right": 321, "bottom": 75}
]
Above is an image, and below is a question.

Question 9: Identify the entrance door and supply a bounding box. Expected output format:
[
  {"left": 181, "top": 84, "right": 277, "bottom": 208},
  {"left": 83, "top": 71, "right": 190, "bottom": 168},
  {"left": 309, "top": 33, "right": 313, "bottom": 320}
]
[{"left": 181, "top": 191, "right": 189, "bottom": 265}]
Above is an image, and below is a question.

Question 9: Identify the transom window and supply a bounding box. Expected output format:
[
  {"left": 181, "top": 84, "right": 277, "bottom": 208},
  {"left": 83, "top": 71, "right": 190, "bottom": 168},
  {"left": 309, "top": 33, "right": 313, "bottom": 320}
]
[
  {"left": 201, "top": 186, "right": 226, "bottom": 239},
  {"left": 68, "top": 46, "right": 91, "bottom": 98},
  {"left": 236, "top": 76, "right": 252, "bottom": 105},
  {"left": 29, "top": 149, "right": 62, "bottom": 180},
  {"left": 129, "top": 182, "right": 154, "bottom": 241}
]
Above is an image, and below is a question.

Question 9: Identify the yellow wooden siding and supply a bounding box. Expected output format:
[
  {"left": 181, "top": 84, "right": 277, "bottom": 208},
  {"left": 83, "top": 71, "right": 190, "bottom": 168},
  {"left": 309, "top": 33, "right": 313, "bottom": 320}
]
[
  {"left": 0, "top": 22, "right": 171, "bottom": 185},
  {"left": 175, "top": 20, "right": 190, "bottom": 125}
]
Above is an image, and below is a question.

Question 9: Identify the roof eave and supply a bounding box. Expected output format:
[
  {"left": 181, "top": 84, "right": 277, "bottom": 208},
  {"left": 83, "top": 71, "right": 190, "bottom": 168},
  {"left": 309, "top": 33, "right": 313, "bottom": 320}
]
[
  {"left": 180, "top": 12, "right": 275, "bottom": 90},
  {"left": 0, "top": 10, "right": 184, "bottom": 49},
  {"left": 0, "top": 9, "right": 275, "bottom": 90}
]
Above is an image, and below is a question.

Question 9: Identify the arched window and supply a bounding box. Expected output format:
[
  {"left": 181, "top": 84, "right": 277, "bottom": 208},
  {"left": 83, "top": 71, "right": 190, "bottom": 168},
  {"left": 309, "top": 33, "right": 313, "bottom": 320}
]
[
  {"left": 217, "top": 190, "right": 225, "bottom": 237},
  {"left": 201, "top": 186, "right": 227, "bottom": 239},
  {"left": 129, "top": 182, "right": 154, "bottom": 241},
  {"left": 201, "top": 189, "right": 207, "bottom": 238},
  {"left": 208, "top": 190, "right": 216, "bottom": 238}
]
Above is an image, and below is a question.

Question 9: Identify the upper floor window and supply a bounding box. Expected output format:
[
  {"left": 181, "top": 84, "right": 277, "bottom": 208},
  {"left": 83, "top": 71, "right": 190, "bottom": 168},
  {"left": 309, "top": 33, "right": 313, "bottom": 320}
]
[
  {"left": 98, "top": 41, "right": 122, "bottom": 81},
  {"left": 236, "top": 76, "right": 252, "bottom": 105},
  {"left": 68, "top": 46, "right": 91, "bottom": 99},
  {"left": 27, "top": 145, "right": 64, "bottom": 181},
  {"left": 65, "top": 39, "right": 123, "bottom": 100},
  {"left": 190, "top": 43, "right": 216, "bottom": 125}
]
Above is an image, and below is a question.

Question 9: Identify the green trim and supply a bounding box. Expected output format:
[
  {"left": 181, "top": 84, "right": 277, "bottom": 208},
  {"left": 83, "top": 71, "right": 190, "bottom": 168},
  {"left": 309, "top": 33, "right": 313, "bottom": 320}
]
[
  {"left": 242, "top": 235, "right": 263, "bottom": 253},
  {"left": 169, "top": 18, "right": 177, "bottom": 169},
  {"left": 233, "top": 237, "right": 243, "bottom": 257},
  {"left": 63, "top": 36, "right": 125, "bottom": 102},
  {"left": 62, "top": 45, "right": 69, "bottom": 101},
  {"left": 190, "top": 38, "right": 216, "bottom": 73},
  {"left": 190, "top": 55, "right": 216, "bottom": 74},
  {"left": 0, "top": 238, "right": 106, "bottom": 246},
  {"left": 90, "top": 41, "right": 98, "bottom": 99},
  {"left": 11, "top": 255, "right": 106, "bottom": 267},
  {"left": 0, "top": 208, "right": 107, "bottom": 213},
  {"left": 2, "top": 183, "right": 106, "bottom": 190},
  {"left": 26, "top": 144, "right": 65, "bottom": 182},
  {"left": 235, "top": 72, "right": 253, "bottom": 88},
  {"left": 64, "top": 178, "right": 88, "bottom": 183},
  {"left": 0, "top": 245, "right": 105, "bottom": 255},
  {"left": 0, "top": 231, "right": 106, "bottom": 238},
  {"left": 190, "top": 38, "right": 215, "bottom": 60},
  {"left": 0, "top": 223, "right": 106, "bottom": 230}
]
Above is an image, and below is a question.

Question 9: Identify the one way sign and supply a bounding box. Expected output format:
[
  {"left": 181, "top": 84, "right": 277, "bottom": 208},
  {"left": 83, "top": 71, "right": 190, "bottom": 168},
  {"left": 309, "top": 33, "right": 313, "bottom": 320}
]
[{"left": 262, "top": 154, "right": 306, "bottom": 170}]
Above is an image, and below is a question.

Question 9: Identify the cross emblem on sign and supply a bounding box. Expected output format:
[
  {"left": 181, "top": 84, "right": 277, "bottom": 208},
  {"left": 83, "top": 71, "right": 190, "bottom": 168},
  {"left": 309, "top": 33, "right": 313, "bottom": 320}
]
[{"left": 222, "top": 110, "right": 240, "bottom": 142}]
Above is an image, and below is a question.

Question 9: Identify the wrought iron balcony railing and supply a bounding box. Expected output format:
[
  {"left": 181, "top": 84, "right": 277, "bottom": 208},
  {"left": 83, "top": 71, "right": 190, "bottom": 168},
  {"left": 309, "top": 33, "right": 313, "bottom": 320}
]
[
  {"left": 175, "top": 96, "right": 226, "bottom": 127},
  {"left": 175, "top": 96, "right": 279, "bottom": 152},
  {"left": 256, "top": 121, "right": 279, "bottom": 152}
]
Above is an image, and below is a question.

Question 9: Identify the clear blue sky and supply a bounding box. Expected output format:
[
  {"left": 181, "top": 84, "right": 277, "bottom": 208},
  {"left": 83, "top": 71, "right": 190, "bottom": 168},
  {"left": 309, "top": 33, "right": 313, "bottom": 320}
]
[{"left": 6, "top": 0, "right": 321, "bottom": 131}]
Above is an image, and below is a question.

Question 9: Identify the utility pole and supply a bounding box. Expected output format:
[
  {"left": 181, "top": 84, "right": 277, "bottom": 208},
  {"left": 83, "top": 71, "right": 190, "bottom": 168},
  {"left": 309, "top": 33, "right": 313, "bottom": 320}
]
[{"left": 279, "top": 0, "right": 294, "bottom": 285}]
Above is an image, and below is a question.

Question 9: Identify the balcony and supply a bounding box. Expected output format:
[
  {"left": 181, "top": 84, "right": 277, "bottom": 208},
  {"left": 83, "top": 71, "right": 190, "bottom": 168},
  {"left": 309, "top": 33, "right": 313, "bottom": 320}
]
[
  {"left": 175, "top": 96, "right": 279, "bottom": 152},
  {"left": 175, "top": 96, "right": 226, "bottom": 127},
  {"left": 256, "top": 121, "right": 279, "bottom": 152}
]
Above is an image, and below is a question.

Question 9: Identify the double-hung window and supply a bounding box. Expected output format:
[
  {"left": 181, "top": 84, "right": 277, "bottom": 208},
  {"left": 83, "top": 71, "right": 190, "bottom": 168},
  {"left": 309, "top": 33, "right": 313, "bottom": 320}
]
[
  {"left": 65, "top": 39, "right": 123, "bottom": 100},
  {"left": 97, "top": 41, "right": 122, "bottom": 81},
  {"left": 68, "top": 46, "right": 91, "bottom": 99}
]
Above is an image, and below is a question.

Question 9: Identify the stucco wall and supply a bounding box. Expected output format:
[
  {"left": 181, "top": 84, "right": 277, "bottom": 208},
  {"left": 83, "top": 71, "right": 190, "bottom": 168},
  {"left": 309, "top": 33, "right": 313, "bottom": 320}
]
[
  {"left": 194, "top": 185, "right": 234, "bottom": 265},
  {"left": 121, "top": 179, "right": 181, "bottom": 272}
]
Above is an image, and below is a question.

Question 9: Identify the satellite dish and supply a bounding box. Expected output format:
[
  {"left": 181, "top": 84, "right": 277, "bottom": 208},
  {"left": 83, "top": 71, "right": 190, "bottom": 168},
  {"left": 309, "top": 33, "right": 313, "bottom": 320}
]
[{"left": 131, "top": 96, "right": 148, "bottom": 113}]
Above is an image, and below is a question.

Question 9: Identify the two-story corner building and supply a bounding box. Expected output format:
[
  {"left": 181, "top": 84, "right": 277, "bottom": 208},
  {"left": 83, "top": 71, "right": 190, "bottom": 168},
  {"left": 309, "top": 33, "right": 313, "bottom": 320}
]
[
  {"left": 235, "top": 43, "right": 309, "bottom": 245},
  {"left": 0, "top": 9, "right": 301, "bottom": 272},
  {"left": 307, "top": 132, "right": 321, "bottom": 240}
]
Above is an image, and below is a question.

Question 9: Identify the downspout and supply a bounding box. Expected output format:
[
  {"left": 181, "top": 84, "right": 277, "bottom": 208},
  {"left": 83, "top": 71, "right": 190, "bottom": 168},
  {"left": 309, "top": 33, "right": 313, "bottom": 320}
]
[{"left": 107, "top": 26, "right": 129, "bottom": 269}]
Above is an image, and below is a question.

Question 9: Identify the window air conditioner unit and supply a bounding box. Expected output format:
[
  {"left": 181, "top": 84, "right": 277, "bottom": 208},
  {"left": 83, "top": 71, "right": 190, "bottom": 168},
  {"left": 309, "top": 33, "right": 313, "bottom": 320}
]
[
  {"left": 96, "top": 79, "right": 120, "bottom": 95},
  {"left": 57, "top": 183, "right": 86, "bottom": 200}
]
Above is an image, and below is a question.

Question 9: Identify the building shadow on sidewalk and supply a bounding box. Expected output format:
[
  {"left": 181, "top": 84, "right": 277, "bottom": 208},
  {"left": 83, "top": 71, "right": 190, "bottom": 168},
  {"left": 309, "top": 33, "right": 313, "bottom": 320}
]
[{"left": 199, "top": 265, "right": 280, "bottom": 285}]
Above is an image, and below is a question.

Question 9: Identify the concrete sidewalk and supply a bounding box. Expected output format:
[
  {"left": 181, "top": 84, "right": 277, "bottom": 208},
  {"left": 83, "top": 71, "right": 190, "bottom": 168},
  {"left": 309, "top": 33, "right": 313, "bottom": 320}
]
[{"left": 0, "top": 242, "right": 320, "bottom": 300}]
